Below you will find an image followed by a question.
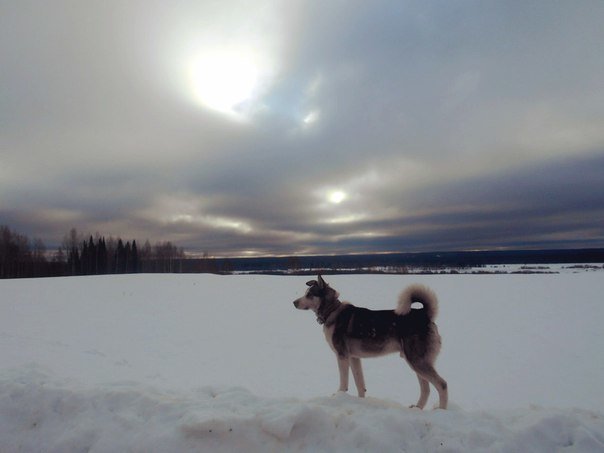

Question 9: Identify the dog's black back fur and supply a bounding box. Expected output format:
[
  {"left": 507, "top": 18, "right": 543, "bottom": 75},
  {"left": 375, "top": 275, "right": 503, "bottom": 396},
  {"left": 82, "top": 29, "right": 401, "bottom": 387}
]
[{"left": 331, "top": 305, "right": 432, "bottom": 358}]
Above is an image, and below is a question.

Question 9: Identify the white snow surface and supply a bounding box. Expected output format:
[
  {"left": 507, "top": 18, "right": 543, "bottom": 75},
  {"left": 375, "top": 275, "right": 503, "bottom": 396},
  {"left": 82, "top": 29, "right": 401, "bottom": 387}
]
[{"left": 1, "top": 273, "right": 604, "bottom": 452}]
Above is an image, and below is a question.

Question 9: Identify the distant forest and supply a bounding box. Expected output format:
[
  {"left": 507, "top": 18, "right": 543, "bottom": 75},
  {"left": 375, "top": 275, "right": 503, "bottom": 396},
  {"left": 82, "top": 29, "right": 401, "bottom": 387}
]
[
  {"left": 2, "top": 224, "right": 604, "bottom": 279},
  {"left": 0, "top": 225, "right": 191, "bottom": 279}
]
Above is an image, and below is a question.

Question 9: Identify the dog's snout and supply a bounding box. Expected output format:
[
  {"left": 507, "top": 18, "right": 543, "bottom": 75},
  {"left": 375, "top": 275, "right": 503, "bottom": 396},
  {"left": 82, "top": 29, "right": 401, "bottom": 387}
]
[{"left": 293, "top": 299, "right": 299, "bottom": 308}]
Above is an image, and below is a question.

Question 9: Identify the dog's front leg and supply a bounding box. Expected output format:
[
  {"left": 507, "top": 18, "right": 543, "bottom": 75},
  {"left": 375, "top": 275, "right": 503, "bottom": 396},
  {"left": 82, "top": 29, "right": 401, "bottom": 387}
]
[
  {"left": 336, "top": 356, "right": 350, "bottom": 393},
  {"left": 350, "top": 357, "right": 366, "bottom": 398}
]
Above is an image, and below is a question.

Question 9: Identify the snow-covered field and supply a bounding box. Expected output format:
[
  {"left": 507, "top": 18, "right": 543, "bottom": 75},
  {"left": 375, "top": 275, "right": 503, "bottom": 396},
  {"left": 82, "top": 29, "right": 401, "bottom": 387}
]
[{"left": 1, "top": 273, "right": 604, "bottom": 452}]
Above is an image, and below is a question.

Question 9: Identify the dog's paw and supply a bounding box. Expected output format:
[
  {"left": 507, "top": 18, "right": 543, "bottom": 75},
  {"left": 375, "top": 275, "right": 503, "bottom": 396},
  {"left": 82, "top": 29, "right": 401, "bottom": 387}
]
[{"left": 332, "top": 390, "right": 349, "bottom": 398}]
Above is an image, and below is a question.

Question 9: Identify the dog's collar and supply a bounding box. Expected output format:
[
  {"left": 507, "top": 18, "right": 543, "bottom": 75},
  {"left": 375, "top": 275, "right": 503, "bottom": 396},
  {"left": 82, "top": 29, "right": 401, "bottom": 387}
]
[{"left": 316, "top": 301, "right": 340, "bottom": 326}]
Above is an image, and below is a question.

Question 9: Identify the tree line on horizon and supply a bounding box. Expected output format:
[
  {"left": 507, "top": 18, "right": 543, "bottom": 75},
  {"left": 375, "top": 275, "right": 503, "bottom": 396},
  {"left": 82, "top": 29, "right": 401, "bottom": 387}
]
[{"left": 0, "top": 225, "right": 186, "bottom": 279}]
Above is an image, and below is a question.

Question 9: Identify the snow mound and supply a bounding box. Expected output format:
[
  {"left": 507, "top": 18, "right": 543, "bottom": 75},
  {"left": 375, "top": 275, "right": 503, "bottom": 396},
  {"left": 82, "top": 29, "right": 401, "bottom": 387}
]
[{"left": 2, "top": 370, "right": 603, "bottom": 453}]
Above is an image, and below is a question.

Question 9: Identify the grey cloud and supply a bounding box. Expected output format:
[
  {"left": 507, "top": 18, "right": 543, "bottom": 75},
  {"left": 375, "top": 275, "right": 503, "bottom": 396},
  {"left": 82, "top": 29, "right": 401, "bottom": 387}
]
[{"left": 2, "top": 1, "right": 604, "bottom": 256}]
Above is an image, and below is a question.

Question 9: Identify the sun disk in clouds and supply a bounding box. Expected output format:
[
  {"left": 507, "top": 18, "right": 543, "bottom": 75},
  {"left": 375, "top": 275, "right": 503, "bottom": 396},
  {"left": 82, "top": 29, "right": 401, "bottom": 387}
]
[
  {"left": 328, "top": 190, "right": 347, "bottom": 204},
  {"left": 188, "top": 50, "right": 261, "bottom": 117}
]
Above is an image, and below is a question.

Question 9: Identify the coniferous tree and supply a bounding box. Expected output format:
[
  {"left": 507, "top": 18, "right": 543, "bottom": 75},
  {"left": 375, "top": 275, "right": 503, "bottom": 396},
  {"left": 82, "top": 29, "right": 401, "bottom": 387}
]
[
  {"left": 125, "top": 241, "right": 132, "bottom": 273},
  {"left": 131, "top": 240, "right": 139, "bottom": 273},
  {"left": 115, "top": 239, "right": 125, "bottom": 274},
  {"left": 98, "top": 237, "right": 107, "bottom": 274},
  {"left": 81, "top": 240, "right": 89, "bottom": 275},
  {"left": 106, "top": 237, "right": 117, "bottom": 273},
  {"left": 88, "top": 236, "right": 96, "bottom": 274},
  {"left": 67, "top": 247, "right": 80, "bottom": 276}
]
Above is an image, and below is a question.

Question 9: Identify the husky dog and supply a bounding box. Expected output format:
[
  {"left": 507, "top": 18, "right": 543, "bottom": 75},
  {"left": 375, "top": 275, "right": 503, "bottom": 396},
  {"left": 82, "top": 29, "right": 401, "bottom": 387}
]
[{"left": 293, "top": 275, "right": 448, "bottom": 409}]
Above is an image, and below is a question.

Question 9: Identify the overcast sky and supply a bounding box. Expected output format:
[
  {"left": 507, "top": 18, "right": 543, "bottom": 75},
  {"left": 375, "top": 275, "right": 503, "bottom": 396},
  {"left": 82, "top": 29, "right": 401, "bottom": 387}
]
[{"left": 2, "top": 0, "right": 604, "bottom": 256}]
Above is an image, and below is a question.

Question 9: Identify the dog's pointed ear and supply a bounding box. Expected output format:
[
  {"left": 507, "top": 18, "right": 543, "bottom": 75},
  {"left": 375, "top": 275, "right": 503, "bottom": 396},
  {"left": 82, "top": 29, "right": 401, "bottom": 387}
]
[
  {"left": 317, "top": 274, "right": 326, "bottom": 288},
  {"left": 306, "top": 280, "right": 317, "bottom": 287}
]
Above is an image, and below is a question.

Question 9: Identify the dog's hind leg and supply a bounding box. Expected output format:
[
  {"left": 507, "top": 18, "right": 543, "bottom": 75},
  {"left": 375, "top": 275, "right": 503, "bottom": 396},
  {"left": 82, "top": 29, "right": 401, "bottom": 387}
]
[
  {"left": 410, "top": 373, "right": 430, "bottom": 409},
  {"left": 411, "top": 363, "right": 448, "bottom": 409},
  {"left": 350, "top": 357, "right": 366, "bottom": 398},
  {"left": 336, "top": 356, "right": 350, "bottom": 393}
]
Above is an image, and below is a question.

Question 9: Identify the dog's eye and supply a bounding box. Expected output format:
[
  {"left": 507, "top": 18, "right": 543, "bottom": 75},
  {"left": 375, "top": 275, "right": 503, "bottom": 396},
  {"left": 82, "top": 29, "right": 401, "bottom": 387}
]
[{"left": 306, "top": 288, "right": 318, "bottom": 298}]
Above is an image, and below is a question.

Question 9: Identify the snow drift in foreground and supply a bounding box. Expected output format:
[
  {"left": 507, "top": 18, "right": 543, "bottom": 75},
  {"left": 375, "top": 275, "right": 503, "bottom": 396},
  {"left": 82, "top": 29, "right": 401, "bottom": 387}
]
[
  {"left": 1, "top": 273, "right": 604, "bottom": 451},
  {"left": 2, "top": 370, "right": 604, "bottom": 453}
]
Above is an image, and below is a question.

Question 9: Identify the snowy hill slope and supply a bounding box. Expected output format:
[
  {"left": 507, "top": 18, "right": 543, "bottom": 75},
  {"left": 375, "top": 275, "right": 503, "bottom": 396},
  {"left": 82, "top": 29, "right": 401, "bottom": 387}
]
[{"left": 1, "top": 273, "right": 603, "bottom": 451}]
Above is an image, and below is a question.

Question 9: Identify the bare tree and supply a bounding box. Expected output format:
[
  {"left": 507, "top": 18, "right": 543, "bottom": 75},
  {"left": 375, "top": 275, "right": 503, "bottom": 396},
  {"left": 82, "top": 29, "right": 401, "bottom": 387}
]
[
  {"left": 32, "top": 238, "right": 46, "bottom": 276},
  {"left": 62, "top": 228, "right": 81, "bottom": 275}
]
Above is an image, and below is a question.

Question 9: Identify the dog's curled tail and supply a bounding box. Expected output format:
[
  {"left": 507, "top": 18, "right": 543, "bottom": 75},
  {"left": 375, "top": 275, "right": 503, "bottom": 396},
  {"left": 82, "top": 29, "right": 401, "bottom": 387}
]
[{"left": 395, "top": 284, "right": 438, "bottom": 320}]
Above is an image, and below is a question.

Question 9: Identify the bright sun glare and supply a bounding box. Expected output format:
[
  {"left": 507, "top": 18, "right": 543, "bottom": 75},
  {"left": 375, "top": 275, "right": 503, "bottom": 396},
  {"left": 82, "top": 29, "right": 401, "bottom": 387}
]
[
  {"left": 188, "top": 50, "right": 260, "bottom": 117},
  {"left": 328, "top": 190, "right": 347, "bottom": 204}
]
